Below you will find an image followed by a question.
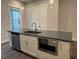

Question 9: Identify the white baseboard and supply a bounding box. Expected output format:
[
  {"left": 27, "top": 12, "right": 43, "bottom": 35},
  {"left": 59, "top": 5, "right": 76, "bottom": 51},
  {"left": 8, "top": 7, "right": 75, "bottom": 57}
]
[
  {"left": 1, "top": 39, "right": 9, "bottom": 44},
  {"left": 72, "top": 38, "right": 77, "bottom": 41}
]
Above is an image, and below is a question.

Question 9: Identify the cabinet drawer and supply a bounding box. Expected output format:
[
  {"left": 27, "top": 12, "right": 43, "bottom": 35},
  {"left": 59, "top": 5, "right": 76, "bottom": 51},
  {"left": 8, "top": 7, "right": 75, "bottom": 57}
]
[
  {"left": 20, "top": 38, "right": 37, "bottom": 44},
  {"left": 38, "top": 50, "right": 58, "bottom": 59},
  {"left": 20, "top": 39, "right": 38, "bottom": 49},
  {"left": 20, "top": 35, "right": 38, "bottom": 43}
]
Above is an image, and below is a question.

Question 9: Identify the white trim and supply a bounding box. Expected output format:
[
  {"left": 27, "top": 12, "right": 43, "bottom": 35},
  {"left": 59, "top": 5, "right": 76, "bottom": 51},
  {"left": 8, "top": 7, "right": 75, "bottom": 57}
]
[
  {"left": 72, "top": 38, "right": 77, "bottom": 41},
  {"left": 20, "top": 9, "right": 23, "bottom": 29}
]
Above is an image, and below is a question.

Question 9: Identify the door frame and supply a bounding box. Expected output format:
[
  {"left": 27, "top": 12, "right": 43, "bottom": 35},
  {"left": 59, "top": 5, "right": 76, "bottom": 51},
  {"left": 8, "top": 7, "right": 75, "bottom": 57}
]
[{"left": 8, "top": 6, "right": 22, "bottom": 30}]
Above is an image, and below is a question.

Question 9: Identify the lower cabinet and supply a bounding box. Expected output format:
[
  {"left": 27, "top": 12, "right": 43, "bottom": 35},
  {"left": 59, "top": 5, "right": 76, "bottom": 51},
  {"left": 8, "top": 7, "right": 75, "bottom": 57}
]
[
  {"left": 20, "top": 35, "right": 38, "bottom": 57},
  {"left": 20, "top": 35, "right": 71, "bottom": 59},
  {"left": 38, "top": 41, "right": 70, "bottom": 59},
  {"left": 58, "top": 41, "right": 71, "bottom": 59}
]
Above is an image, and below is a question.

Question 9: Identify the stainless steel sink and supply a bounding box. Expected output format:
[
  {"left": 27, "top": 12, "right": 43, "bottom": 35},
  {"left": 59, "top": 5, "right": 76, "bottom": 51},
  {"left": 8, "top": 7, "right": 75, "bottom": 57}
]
[{"left": 24, "top": 31, "right": 41, "bottom": 34}]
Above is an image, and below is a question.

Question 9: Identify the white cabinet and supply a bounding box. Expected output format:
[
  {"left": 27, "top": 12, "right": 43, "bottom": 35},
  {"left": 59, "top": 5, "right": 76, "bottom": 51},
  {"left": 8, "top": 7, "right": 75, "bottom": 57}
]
[
  {"left": 58, "top": 41, "right": 71, "bottom": 59},
  {"left": 20, "top": 35, "right": 71, "bottom": 59},
  {"left": 38, "top": 41, "right": 70, "bottom": 59},
  {"left": 20, "top": 35, "right": 38, "bottom": 57}
]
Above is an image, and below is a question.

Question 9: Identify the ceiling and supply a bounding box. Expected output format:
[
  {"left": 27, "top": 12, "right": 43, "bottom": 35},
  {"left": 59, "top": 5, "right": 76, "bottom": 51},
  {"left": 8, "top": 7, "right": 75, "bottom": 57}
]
[
  {"left": 17, "top": 0, "right": 43, "bottom": 3},
  {"left": 17, "top": 0, "right": 33, "bottom": 3}
]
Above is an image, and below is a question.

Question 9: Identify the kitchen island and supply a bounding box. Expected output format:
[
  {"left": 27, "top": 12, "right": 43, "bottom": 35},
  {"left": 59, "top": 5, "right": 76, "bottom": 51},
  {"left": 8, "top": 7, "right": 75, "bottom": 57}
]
[{"left": 8, "top": 29, "right": 75, "bottom": 59}]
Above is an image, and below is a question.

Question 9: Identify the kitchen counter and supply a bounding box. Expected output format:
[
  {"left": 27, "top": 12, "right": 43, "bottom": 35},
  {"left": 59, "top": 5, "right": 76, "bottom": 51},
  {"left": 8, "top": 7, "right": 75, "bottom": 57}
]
[{"left": 8, "top": 29, "right": 72, "bottom": 42}]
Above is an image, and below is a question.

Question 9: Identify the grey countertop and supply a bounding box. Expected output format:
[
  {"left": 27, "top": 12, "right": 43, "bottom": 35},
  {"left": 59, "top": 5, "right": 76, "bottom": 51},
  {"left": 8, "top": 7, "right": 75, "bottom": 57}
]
[{"left": 8, "top": 29, "right": 72, "bottom": 42}]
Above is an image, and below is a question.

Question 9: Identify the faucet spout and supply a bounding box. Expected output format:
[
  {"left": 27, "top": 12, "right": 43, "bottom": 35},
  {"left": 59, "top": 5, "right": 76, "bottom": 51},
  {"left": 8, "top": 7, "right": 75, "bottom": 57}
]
[{"left": 32, "top": 22, "right": 37, "bottom": 32}]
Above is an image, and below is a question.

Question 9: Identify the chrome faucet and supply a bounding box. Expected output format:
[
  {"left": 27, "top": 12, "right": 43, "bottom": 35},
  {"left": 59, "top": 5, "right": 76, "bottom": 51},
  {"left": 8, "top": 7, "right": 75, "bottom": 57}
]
[{"left": 32, "top": 22, "right": 37, "bottom": 32}]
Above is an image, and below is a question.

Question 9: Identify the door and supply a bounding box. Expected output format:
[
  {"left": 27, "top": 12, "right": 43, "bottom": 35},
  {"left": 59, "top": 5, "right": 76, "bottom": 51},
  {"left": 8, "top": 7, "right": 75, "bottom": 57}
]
[{"left": 9, "top": 8, "right": 21, "bottom": 31}]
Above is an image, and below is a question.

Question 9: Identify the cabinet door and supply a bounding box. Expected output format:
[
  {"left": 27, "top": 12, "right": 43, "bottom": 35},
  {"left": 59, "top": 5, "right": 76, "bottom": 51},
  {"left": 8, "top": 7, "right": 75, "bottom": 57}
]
[
  {"left": 20, "top": 38, "right": 38, "bottom": 57},
  {"left": 58, "top": 41, "right": 70, "bottom": 59}
]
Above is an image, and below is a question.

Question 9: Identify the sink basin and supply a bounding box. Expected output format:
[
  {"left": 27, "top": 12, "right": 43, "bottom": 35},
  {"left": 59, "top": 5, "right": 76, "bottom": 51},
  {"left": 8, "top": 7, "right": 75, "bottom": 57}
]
[{"left": 24, "top": 31, "right": 41, "bottom": 34}]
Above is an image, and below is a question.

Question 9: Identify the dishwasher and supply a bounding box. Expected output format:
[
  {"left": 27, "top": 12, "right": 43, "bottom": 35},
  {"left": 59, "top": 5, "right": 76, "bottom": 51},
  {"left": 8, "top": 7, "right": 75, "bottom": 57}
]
[{"left": 11, "top": 32, "right": 20, "bottom": 50}]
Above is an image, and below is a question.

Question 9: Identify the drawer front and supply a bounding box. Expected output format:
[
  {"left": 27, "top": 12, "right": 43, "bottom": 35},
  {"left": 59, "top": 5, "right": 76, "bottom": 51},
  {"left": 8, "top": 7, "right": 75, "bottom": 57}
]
[
  {"left": 38, "top": 50, "right": 58, "bottom": 59},
  {"left": 20, "top": 39, "right": 38, "bottom": 49},
  {"left": 20, "top": 35, "right": 38, "bottom": 43}
]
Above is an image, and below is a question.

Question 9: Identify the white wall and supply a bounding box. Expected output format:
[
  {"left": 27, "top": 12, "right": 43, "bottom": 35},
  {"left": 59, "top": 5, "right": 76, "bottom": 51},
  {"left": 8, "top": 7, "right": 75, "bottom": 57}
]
[
  {"left": 1, "top": 0, "right": 25, "bottom": 44},
  {"left": 25, "top": 0, "right": 48, "bottom": 30},
  {"left": 8, "top": 0, "right": 24, "bottom": 8},
  {"left": 1, "top": 0, "right": 9, "bottom": 44},
  {"left": 58, "top": 0, "right": 77, "bottom": 41},
  {"left": 24, "top": 0, "right": 59, "bottom": 31},
  {"left": 47, "top": 0, "right": 59, "bottom": 31}
]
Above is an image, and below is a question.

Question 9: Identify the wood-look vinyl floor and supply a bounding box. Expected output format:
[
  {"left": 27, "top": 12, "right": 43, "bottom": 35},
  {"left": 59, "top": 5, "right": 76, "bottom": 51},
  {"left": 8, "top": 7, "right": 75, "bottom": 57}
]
[{"left": 1, "top": 42, "right": 36, "bottom": 59}]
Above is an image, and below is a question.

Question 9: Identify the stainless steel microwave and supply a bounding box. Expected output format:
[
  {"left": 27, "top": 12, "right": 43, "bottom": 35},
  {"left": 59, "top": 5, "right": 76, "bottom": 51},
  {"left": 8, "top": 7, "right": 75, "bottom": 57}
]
[{"left": 38, "top": 37, "right": 58, "bottom": 56}]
